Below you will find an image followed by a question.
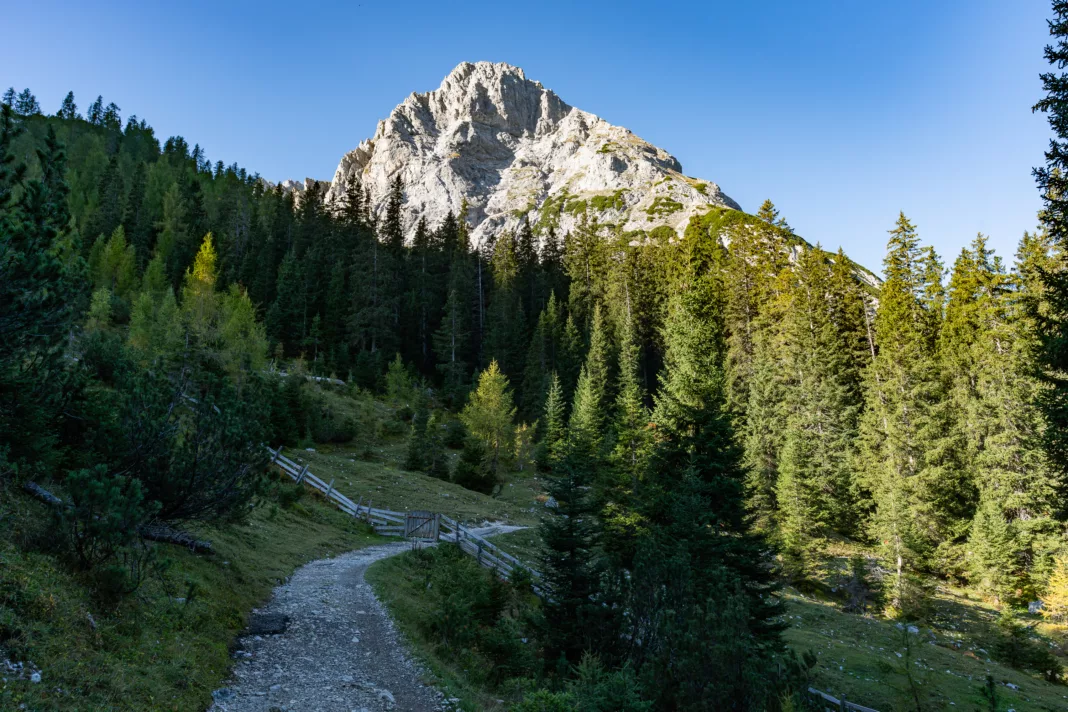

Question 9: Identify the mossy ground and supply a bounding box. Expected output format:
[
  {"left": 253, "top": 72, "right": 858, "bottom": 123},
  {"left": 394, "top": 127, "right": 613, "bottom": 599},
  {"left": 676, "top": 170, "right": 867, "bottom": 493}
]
[{"left": 0, "top": 478, "right": 380, "bottom": 712}]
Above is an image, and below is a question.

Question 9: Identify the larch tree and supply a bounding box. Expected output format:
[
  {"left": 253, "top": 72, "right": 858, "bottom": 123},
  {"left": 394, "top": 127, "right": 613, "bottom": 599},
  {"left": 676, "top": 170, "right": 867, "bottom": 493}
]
[{"left": 460, "top": 360, "right": 517, "bottom": 478}]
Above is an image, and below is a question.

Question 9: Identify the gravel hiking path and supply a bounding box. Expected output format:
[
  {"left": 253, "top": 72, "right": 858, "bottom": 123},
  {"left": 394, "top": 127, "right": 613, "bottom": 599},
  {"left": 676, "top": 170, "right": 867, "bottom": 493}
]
[
  {"left": 209, "top": 543, "right": 445, "bottom": 712},
  {"left": 209, "top": 524, "right": 528, "bottom": 712}
]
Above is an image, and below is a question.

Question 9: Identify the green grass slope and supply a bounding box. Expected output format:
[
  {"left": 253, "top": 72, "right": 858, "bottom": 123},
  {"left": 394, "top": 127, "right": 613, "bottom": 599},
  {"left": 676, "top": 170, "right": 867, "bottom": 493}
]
[{"left": 0, "top": 482, "right": 379, "bottom": 712}]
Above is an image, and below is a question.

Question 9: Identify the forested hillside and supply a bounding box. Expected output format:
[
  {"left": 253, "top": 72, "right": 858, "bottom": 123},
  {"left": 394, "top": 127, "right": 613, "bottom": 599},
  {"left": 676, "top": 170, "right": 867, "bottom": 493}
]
[{"left": 4, "top": 10, "right": 1068, "bottom": 705}]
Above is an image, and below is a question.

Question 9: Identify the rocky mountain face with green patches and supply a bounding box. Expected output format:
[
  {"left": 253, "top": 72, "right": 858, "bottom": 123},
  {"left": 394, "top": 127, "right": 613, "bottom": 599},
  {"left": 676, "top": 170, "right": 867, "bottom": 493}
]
[{"left": 319, "top": 61, "right": 741, "bottom": 245}]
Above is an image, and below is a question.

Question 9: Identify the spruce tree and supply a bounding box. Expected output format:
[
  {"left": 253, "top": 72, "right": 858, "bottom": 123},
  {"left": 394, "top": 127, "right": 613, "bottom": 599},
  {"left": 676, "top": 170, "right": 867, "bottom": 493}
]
[
  {"left": 433, "top": 285, "right": 471, "bottom": 406},
  {"left": 858, "top": 214, "right": 972, "bottom": 610},
  {"left": 87, "top": 95, "right": 104, "bottom": 125},
  {"left": 604, "top": 306, "right": 651, "bottom": 559},
  {"left": 1032, "top": 0, "right": 1068, "bottom": 507},
  {"left": 640, "top": 281, "right": 782, "bottom": 643},
  {"left": 58, "top": 91, "right": 79, "bottom": 120},
  {"left": 741, "top": 268, "right": 790, "bottom": 529},
  {"left": 538, "top": 424, "right": 605, "bottom": 667},
  {"left": 520, "top": 293, "right": 562, "bottom": 420},
  {"left": 722, "top": 211, "right": 790, "bottom": 414},
  {"left": 0, "top": 109, "right": 84, "bottom": 473},
  {"left": 485, "top": 230, "right": 526, "bottom": 382},
  {"left": 14, "top": 89, "right": 40, "bottom": 117},
  {"left": 536, "top": 371, "right": 566, "bottom": 470},
  {"left": 775, "top": 248, "right": 863, "bottom": 568}
]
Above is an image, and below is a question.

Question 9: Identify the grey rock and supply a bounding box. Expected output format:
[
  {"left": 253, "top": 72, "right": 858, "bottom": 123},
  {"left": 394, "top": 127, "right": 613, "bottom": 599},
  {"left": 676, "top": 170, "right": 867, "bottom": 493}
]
[
  {"left": 212, "top": 688, "right": 235, "bottom": 702},
  {"left": 247, "top": 614, "right": 290, "bottom": 636},
  {"left": 314, "top": 62, "right": 741, "bottom": 247}
]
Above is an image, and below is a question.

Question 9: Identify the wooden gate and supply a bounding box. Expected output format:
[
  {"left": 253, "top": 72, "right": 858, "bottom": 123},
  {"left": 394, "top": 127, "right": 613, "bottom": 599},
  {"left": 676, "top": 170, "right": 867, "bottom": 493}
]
[{"left": 404, "top": 511, "right": 441, "bottom": 541}]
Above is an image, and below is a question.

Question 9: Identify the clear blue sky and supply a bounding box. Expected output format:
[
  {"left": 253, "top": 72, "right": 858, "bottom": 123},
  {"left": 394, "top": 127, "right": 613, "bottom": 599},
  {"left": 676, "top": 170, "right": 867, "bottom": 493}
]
[{"left": 2, "top": 0, "right": 1055, "bottom": 274}]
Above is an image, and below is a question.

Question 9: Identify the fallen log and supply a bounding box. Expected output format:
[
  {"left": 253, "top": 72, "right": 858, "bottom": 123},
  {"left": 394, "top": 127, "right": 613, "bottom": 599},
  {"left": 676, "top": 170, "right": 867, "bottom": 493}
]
[
  {"left": 23, "top": 481, "right": 213, "bottom": 553},
  {"left": 22, "top": 481, "right": 65, "bottom": 507},
  {"left": 137, "top": 524, "right": 214, "bottom": 554}
]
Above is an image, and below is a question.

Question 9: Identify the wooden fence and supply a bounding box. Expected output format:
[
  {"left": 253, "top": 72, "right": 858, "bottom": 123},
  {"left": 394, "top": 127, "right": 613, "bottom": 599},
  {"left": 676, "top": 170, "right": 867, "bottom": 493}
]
[
  {"left": 266, "top": 446, "right": 543, "bottom": 589},
  {"left": 805, "top": 687, "right": 879, "bottom": 712},
  {"left": 266, "top": 447, "right": 875, "bottom": 710}
]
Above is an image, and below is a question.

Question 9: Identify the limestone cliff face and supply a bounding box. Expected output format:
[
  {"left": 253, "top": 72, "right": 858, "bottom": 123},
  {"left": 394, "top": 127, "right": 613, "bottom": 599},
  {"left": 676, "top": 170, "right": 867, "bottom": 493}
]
[{"left": 318, "top": 61, "right": 741, "bottom": 245}]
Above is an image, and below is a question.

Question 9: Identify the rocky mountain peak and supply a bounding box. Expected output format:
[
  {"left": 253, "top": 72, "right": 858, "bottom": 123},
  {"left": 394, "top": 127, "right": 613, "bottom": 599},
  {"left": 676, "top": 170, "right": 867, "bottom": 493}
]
[{"left": 320, "top": 61, "right": 740, "bottom": 244}]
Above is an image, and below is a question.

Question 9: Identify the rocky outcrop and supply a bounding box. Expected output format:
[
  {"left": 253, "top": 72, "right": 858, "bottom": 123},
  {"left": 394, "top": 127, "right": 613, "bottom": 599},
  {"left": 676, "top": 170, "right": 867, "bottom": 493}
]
[{"left": 319, "top": 61, "right": 741, "bottom": 245}]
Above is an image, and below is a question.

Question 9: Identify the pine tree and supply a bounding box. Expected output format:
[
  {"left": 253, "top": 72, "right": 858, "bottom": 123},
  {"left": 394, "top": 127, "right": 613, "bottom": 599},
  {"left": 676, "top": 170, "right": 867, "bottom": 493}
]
[
  {"left": 267, "top": 249, "right": 308, "bottom": 353},
  {"left": 88, "top": 225, "right": 139, "bottom": 303},
  {"left": 741, "top": 268, "right": 790, "bottom": 529},
  {"left": 568, "top": 304, "right": 612, "bottom": 456},
  {"left": 0, "top": 108, "right": 84, "bottom": 472},
  {"left": 564, "top": 214, "right": 608, "bottom": 332},
  {"left": 1032, "top": 0, "right": 1068, "bottom": 514},
  {"left": 774, "top": 248, "right": 864, "bottom": 568},
  {"left": 89, "top": 154, "right": 126, "bottom": 246},
  {"left": 558, "top": 313, "right": 584, "bottom": 399},
  {"left": 383, "top": 174, "right": 404, "bottom": 251},
  {"left": 604, "top": 306, "right": 651, "bottom": 559},
  {"left": 535, "top": 371, "right": 566, "bottom": 470},
  {"left": 58, "top": 91, "right": 79, "bottom": 120},
  {"left": 640, "top": 280, "right": 783, "bottom": 643},
  {"left": 858, "top": 214, "right": 972, "bottom": 609},
  {"left": 87, "top": 95, "right": 104, "bottom": 125},
  {"left": 1, "top": 88, "right": 14, "bottom": 107},
  {"left": 102, "top": 102, "right": 122, "bottom": 130},
  {"left": 485, "top": 230, "right": 526, "bottom": 381},
  {"left": 520, "top": 293, "right": 563, "bottom": 420},
  {"left": 123, "top": 162, "right": 151, "bottom": 263},
  {"left": 14, "top": 89, "right": 40, "bottom": 117},
  {"left": 433, "top": 284, "right": 471, "bottom": 407},
  {"left": 404, "top": 395, "right": 431, "bottom": 471},
  {"left": 722, "top": 211, "right": 790, "bottom": 414},
  {"left": 538, "top": 429, "right": 605, "bottom": 666}
]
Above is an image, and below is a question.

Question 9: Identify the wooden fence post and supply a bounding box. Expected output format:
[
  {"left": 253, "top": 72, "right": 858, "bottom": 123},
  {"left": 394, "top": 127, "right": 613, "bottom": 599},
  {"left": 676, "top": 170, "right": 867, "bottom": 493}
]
[
  {"left": 366, "top": 499, "right": 372, "bottom": 524},
  {"left": 355, "top": 496, "right": 363, "bottom": 518},
  {"left": 296, "top": 464, "right": 308, "bottom": 484},
  {"left": 325, "top": 479, "right": 335, "bottom": 501},
  {"left": 270, "top": 446, "right": 283, "bottom": 464}
]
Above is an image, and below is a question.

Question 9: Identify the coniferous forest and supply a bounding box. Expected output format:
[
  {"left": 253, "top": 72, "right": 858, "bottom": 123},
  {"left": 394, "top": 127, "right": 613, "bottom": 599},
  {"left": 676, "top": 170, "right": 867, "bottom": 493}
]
[{"left": 6, "top": 4, "right": 1068, "bottom": 711}]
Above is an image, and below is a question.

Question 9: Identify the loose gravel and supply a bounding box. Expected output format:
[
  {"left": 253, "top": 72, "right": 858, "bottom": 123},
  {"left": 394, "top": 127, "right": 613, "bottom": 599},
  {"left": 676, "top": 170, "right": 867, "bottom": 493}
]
[{"left": 208, "top": 543, "right": 448, "bottom": 712}]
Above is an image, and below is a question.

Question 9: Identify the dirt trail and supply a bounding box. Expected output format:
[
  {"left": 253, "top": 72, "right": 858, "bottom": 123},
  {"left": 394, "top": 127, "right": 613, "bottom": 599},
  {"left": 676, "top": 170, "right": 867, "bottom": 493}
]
[
  {"left": 210, "top": 524, "right": 528, "bottom": 712},
  {"left": 208, "top": 543, "right": 447, "bottom": 712}
]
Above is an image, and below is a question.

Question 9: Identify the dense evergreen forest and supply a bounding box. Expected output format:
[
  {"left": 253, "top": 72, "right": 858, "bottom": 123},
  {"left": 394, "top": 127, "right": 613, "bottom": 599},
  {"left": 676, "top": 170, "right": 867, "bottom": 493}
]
[{"left": 5, "top": 4, "right": 1068, "bottom": 704}]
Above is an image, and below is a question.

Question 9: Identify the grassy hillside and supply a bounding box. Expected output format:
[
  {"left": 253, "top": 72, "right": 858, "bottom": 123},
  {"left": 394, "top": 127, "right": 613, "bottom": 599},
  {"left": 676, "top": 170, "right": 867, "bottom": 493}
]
[
  {"left": 319, "top": 393, "right": 1068, "bottom": 712},
  {"left": 0, "top": 477, "right": 379, "bottom": 712},
  {"left": 784, "top": 592, "right": 1068, "bottom": 711}
]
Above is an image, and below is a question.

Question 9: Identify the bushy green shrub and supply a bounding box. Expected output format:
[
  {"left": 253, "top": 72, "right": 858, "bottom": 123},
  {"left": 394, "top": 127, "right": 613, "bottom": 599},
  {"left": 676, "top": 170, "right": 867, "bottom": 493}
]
[
  {"left": 443, "top": 419, "right": 467, "bottom": 449},
  {"left": 405, "top": 545, "right": 538, "bottom": 689},
  {"left": 56, "top": 465, "right": 159, "bottom": 596},
  {"left": 453, "top": 437, "right": 495, "bottom": 493}
]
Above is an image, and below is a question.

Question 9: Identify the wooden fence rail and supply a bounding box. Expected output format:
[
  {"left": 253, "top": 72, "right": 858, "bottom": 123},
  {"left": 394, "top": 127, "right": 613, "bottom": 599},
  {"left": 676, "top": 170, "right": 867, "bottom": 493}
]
[
  {"left": 805, "top": 687, "right": 880, "bottom": 712},
  {"left": 266, "top": 446, "right": 544, "bottom": 589}
]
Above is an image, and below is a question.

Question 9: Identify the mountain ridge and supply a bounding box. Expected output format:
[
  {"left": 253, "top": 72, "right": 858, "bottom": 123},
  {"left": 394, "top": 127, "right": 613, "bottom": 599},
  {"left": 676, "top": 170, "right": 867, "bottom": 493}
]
[{"left": 294, "top": 61, "right": 742, "bottom": 244}]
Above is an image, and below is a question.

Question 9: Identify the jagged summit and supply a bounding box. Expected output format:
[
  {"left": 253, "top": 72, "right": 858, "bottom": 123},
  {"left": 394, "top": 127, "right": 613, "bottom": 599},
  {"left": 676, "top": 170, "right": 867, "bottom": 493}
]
[{"left": 317, "top": 61, "right": 741, "bottom": 244}]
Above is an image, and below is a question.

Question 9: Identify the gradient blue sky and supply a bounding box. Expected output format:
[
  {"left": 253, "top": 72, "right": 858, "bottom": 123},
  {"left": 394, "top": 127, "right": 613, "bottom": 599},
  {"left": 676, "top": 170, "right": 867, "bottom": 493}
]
[{"left": 2, "top": 0, "right": 1055, "bottom": 273}]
